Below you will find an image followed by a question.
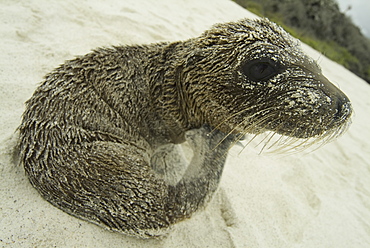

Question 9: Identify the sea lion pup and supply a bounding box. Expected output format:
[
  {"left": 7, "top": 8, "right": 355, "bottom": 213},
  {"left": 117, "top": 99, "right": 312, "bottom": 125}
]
[{"left": 18, "top": 18, "right": 352, "bottom": 238}]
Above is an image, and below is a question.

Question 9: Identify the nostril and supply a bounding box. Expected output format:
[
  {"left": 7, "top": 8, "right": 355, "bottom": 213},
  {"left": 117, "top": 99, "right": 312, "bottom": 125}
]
[{"left": 333, "top": 96, "right": 352, "bottom": 122}]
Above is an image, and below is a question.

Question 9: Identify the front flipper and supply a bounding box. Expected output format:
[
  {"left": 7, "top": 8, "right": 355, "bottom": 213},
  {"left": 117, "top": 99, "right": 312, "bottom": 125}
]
[{"left": 165, "top": 125, "right": 234, "bottom": 222}]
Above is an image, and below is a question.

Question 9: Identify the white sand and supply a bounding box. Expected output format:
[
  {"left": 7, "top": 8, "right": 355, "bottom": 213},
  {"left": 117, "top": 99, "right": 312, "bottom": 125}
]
[{"left": 1, "top": 0, "right": 370, "bottom": 247}]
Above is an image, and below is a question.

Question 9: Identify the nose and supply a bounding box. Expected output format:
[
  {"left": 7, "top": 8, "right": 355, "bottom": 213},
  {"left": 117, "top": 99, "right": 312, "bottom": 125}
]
[
  {"left": 333, "top": 94, "right": 352, "bottom": 123},
  {"left": 319, "top": 75, "right": 352, "bottom": 123}
]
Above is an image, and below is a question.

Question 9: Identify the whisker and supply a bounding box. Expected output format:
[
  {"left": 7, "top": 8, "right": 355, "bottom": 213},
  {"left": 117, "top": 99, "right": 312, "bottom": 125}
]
[
  {"left": 209, "top": 105, "right": 260, "bottom": 134},
  {"left": 221, "top": 110, "right": 276, "bottom": 155},
  {"left": 210, "top": 105, "right": 275, "bottom": 151},
  {"left": 211, "top": 122, "right": 242, "bottom": 151},
  {"left": 238, "top": 112, "right": 280, "bottom": 153},
  {"left": 237, "top": 133, "right": 258, "bottom": 155},
  {"left": 265, "top": 122, "right": 288, "bottom": 150},
  {"left": 254, "top": 130, "right": 273, "bottom": 151},
  {"left": 210, "top": 103, "right": 276, "bottom": 135},
  {"left": 214, "top": 99, "right": 352, "bottom": 156},
  {"left": 259, "top": 132, "right": 279, "bottom": 154}
]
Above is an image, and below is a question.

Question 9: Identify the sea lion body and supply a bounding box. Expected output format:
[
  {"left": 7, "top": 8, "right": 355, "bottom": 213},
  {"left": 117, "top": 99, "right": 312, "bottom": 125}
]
[{"left": 18, "top": 19, "right": 352, "bottom": 238}]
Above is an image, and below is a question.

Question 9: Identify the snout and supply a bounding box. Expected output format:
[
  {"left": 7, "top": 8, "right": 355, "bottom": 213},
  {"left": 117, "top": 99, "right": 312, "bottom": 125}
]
[
  {"left": 260, "top": 74, "right": 352, "bottom": 139},
  {"left": 318, "top": 75, "right": 352, "bottom": 125}
]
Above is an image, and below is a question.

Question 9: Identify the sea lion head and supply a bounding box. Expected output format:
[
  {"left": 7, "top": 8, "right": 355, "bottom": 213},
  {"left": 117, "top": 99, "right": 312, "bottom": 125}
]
[{"left": 176, "top": 18, "right": 352, "bottom": 149}]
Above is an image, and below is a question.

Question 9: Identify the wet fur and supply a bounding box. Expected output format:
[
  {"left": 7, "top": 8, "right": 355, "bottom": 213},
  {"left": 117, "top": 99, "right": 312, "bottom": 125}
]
[{"left": 18, "top": 19, "right": 352, "bottom": 238}]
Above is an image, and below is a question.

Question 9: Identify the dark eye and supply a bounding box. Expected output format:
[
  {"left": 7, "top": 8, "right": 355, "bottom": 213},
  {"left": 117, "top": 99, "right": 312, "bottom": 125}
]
[{"left": 241, "top": 58, "right": 283, "bottom": 82}]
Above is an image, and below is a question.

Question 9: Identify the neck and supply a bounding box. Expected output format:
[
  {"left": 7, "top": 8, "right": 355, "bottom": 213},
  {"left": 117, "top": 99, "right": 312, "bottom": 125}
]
[{"left": 149, "top": 41, "right": 203, "bottom": 144}]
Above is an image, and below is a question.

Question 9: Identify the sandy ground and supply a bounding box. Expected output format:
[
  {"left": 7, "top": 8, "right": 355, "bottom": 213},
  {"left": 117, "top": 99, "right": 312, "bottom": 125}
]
[{"left": 1, "top": 0, "right": 370, "bottom": 247}]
